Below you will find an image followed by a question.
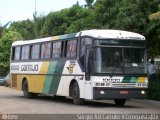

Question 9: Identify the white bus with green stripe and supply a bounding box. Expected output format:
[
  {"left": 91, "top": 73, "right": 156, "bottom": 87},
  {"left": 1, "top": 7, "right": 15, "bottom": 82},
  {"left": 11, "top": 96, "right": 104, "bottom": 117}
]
[{"left": 10, "top": 29, "right": 148, "bottom": 105}]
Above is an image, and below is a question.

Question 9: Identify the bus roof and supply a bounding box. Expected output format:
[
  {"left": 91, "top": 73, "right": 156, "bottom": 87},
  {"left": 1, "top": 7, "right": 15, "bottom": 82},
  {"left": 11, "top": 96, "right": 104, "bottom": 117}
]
[
  {"left": 12, "top": 29, "right": 145, "bottom": 46},
  {"left": 81, "top": 29, "right": 145, "bottom": 40}
]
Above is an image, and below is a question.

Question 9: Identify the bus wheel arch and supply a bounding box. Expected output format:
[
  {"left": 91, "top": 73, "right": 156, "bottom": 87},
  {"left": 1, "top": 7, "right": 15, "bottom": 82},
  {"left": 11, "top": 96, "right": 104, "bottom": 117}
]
[
  {"left": 22, "top": 77, "right": 27, "bottom": 88},
  {"left": 22, "top": 77, "right": 28, "bottom": 92},
  {"left": 69, "top": 80, "right": 84, "bottom": 105},
  {"left": 69, "top": 79, "right": 76, "bottom": 97},
  {"left": 22, "top": 78, "right": 37, "bottom": 98}
]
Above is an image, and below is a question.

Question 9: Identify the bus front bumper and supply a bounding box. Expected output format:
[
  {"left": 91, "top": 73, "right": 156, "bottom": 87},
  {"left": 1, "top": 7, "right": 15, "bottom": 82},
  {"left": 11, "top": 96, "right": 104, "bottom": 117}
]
[{"left": 93, "top": 87, "right": 148, "bottom": 100}]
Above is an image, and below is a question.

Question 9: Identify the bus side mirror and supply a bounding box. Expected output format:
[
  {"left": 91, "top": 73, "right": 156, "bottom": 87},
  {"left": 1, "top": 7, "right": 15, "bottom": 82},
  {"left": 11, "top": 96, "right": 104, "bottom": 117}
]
[{"left": 85, "top": 49, "right": 92, "bottom": 80}]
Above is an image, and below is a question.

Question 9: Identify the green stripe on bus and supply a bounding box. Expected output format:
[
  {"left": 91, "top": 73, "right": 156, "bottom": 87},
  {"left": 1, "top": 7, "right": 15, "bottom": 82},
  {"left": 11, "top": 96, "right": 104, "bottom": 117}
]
[
  {"left": 49, "top": 60, "right": 66, "bottom": 94},
  {"left": 122, "top": 76, "right": 131, "bottom": 83},
  {"left": 130, "top": 77, "right": 138, "bottom": 83},
  {"left": 43, "top": 61, "right": 57, "bottom": 93}
]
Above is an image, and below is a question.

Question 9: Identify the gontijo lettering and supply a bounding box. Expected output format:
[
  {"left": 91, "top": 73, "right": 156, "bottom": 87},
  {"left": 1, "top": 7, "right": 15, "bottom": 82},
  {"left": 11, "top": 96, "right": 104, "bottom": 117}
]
[{"left": 21, "top": 64, "right": 38, "bottom": 71}]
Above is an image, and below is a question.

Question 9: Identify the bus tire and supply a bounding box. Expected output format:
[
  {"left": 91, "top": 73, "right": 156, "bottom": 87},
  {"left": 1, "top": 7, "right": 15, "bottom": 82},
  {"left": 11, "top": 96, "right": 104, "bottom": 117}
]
[
  {"left": 22, "top": 80, "right": 35, "bottom": 98},
  {"left": 72, "top": 82, "right": 84, "bottom": 105},
  {"left": 114, "top": 99, "right": 126, "bottom": 106}
]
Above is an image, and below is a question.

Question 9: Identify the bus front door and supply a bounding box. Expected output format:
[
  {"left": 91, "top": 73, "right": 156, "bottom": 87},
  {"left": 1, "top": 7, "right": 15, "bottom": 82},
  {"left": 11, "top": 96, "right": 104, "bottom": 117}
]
[{"left": 84, "top": 48, "right": 92, "bottom": 99}]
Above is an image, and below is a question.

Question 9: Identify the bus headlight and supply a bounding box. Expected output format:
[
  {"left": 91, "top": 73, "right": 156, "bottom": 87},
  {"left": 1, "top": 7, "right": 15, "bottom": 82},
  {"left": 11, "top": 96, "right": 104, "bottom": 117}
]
[
  {"left": 100, "top": 90, "right": 105, "bottom": 94},
  {"left": 141, "top": 90, "right": 145, "bottom": 95}
]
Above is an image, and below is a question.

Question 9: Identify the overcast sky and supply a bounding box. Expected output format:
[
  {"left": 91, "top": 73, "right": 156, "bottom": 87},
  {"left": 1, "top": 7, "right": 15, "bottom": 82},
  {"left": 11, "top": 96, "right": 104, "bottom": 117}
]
[{"left": 0, "top": 0, "right": 86, "bottom": 25}]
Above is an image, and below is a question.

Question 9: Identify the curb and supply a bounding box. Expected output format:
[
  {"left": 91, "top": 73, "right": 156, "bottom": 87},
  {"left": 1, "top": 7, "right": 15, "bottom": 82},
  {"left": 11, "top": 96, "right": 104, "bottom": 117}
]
[{"left": 132, "top": 99, "right": 160, "bottom": 107}]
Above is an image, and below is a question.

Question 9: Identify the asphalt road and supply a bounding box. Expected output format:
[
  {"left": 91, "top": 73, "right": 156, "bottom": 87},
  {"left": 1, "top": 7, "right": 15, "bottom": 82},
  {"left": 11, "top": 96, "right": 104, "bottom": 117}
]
[{"left": 0, "top": 86, "right": 160, "bottom": 120}]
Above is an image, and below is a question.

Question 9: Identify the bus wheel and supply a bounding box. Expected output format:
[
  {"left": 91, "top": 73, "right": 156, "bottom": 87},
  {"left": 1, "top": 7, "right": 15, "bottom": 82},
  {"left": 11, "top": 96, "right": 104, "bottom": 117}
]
[
  {"left": 22, "top": 80, "right": 35, "bottom": 98},
  {"left": 114, "top": 99, "right": 126, "bottom": 106},
  {"left": 72, "top": 82, "right": 84, "bottom": 105}
]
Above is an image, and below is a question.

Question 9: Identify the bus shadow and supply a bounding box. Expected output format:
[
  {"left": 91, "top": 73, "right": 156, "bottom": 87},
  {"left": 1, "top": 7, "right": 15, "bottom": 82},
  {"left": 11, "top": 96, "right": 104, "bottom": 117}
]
[
  {"left": 17, "top": 94, "right": 142, "bottom": 108},
  {"left": 16, "top": 95, "right": 74, "bottom": 105},
  {"left": 84, "top": 100, "right": 137, "bottom": 108}
]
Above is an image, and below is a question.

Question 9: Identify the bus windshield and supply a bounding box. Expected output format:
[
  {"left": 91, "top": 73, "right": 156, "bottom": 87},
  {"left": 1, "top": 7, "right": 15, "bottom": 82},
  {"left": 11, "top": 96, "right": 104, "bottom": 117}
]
[{"left": 93, "top": 47, "right": 146, "bottom": 74}]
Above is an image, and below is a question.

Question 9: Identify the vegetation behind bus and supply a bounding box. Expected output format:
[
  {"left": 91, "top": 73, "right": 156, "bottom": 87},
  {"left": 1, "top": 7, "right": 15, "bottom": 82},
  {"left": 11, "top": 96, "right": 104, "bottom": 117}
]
[
  {"left": 0, "top": 0, "right": 160, "bottom": 99},
  {"left": 148, "top": 71, "right": 160, "bottom": 101}
]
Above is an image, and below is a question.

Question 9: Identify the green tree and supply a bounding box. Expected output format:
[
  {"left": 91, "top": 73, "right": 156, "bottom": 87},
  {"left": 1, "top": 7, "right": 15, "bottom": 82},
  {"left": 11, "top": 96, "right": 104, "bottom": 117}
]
[
  {"left": 94, "top": 0, "right": 147, "bottom": 32},
  {"left": 41, "top": 4, "right": 92, "bottom": 36},
  {"left": 41, "top": 10, "right": 69, "bottom": 37},
  {"left": 33, "top": 13, "right": 47, "bottom": 38},
  {"left": 94, "top": 0, "right": 160, "bottom": 57},
  {"left": 66, "top": 4, "right": 100, "bottom": 32},
  {"left": 0, "top": 22, "right": 10, "bottom": 38},
  {"left": 93, "top": 0, "right": 118, "bottom": 28},
  {"left": 0, "top": 31, "right": 23, "bottom": 75},
  {"left": 9, "top": 20, "right": 36, "bottom": 40},
  {"left": 146, "top": 19, "right": 160, "bottom": 57},
  {"left": 66, "top": 9, "right": 101, "bottom": 32}
]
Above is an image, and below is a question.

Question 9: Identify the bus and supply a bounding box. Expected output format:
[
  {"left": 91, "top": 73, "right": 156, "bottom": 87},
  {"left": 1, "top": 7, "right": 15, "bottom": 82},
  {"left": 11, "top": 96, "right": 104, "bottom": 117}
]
[{"left": 10, "top": 29, "right": 148, "bottom": 105}]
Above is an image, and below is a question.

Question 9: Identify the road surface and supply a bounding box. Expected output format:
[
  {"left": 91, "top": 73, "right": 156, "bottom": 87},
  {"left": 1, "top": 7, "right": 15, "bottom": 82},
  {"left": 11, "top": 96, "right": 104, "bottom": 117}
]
[{"left": 0, "top": 86, "right": 159, "bottom": 120}]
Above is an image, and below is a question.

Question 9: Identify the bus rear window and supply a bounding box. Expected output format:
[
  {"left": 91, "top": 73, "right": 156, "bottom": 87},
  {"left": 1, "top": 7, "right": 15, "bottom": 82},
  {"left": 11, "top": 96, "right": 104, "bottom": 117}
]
[{"left": 13, "top": 46, "right": 21, "bottom": 60}]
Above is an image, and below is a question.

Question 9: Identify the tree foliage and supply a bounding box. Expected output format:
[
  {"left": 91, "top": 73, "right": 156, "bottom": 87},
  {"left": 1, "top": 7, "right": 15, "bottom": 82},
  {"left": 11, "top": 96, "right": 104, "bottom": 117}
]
[
  {"left": 146, "top": 20, "right": 160, "bottom": 56},
  {"left": 93, "top": 0, "right": 160, "bottom": 56},
  {"left": 0, "top": 0, "right": 160, "bottom": 75},
  {"left": 9, "top": 19, "right": 36, "bottom": 40},
  {"left": 41, "top": 4, "right": 97, "bottom": 36},
  {"left": 33, "top": 14, "right": 47, "bottom": 38},
  {"left": 0, "top": 31, "right": 23, "bottom": 75},
  {"left": 0, "top": 22, "right": 10, "bottom": 38}
]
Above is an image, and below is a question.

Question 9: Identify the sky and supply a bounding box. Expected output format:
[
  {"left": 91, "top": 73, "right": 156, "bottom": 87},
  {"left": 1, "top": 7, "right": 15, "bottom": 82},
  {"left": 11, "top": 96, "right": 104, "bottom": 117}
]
[{"left": 0, "top": 0, "right": 86, "bottom": 25}]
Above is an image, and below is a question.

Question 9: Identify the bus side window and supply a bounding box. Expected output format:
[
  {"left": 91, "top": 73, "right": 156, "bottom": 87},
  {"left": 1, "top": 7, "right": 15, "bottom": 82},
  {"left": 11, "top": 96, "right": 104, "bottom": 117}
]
[
  {"left": 31, "top": 44, "right": 40, "bottom": 59},
  {"left": 12, "top": 47, "right": 15, "bottom": 60},
  {"left": 13, "top": 46, "right": 21, "bottom": 61},
  {"left": 66, "top": 40, "right": 77, "bottom": 58},
  {"left": 80, "top": 37, "right": 92, "bottom": 67},
  {"left": 52, "top": 42, "right": 62, "bottom": 58},
  {"left": 21, "top": 45, "right": 30, "bottom": 60},
  {"left": 41, "top": 42, "right": 51, "bottom": 59}
]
